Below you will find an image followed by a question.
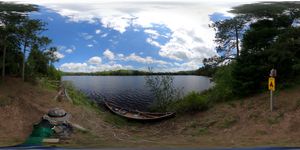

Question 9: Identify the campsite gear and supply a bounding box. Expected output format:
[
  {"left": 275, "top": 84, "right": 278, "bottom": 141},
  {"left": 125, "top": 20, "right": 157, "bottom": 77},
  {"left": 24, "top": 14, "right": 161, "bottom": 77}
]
[
  {"left": 24, "top": 108, "right": 74, "bottom": 145},
  {"left": 104, "top": 101, "right": 175, "bottom": 121},
  {"left": 23, "top": 120, "right": 54, "bottom": 145},
  {"left": 42, "top": 108, "right": 73, "bottom": 139},
  {"left": 42, "top": 107, "right": 71, "bottom": 125},
  {"left": 52, "top": 124, "right": 73, "bottom": 139}
]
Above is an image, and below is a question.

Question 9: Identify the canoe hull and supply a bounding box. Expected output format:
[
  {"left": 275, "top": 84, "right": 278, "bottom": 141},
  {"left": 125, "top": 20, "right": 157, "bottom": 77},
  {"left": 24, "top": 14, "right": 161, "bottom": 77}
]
[{"left": 104, "top": 101, "right": 175, "bottom": 121}]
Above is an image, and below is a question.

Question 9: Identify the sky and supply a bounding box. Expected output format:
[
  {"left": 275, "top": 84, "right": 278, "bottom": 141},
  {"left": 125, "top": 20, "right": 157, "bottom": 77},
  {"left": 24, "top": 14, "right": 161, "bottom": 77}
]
[{"left": 3, "top": 0, "right": 266, "bottom": 72}]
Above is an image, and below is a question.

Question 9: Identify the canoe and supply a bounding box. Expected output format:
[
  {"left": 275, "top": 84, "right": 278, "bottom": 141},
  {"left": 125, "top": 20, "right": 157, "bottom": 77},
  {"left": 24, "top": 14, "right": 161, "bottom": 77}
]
[{"left": 104, "top": 101, "right": 175, "bottom": 121}]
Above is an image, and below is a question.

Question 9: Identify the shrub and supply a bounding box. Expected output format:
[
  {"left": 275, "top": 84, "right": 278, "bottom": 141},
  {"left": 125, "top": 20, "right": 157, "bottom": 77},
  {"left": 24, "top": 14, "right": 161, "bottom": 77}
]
[
  {"left": 168, "top": 91, "right": 211, "bottom": 113},
  {"left": 145, "top": 74, "right": 183, "bottom": 111},
  {"left": 208, "top": 63, "right": 235, "bottom": 102}
]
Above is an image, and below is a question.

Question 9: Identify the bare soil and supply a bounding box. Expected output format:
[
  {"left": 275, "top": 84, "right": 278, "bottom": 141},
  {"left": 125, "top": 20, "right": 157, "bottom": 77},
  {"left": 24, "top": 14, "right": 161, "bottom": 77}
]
[{"left": 1, "top": 77, "right": 300, "bottom": 148}]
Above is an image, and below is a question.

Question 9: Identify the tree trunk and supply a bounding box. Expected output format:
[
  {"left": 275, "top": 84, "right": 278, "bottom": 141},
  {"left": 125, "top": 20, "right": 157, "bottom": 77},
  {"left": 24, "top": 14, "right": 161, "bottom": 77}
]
[
  {"left": 1, "top": 36, "right": 8, "bottom": 80},
  {"left": 22, "top": 41, "right": 27, "bottom": 81},
  {"left": 235, "top": 26, "right": 239, "bottom": 58}
]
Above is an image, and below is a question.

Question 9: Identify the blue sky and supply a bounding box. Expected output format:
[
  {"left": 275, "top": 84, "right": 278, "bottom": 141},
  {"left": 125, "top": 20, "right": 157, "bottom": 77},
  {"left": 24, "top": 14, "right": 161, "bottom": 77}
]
[{"left": 7, "top": 0, "right": 246, "bottom": 72}]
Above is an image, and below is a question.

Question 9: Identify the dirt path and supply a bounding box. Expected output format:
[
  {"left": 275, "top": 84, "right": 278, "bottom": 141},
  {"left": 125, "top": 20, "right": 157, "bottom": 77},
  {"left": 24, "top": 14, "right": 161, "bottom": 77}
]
[{"left": 1, "top": 77, "right": 300, "bottom": 148}]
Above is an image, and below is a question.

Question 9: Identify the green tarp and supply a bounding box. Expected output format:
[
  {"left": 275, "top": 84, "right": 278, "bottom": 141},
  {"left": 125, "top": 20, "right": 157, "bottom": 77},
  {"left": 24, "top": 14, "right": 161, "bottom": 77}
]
[{"left": 23, "top": 120, "right": 54, "bottom": 145}]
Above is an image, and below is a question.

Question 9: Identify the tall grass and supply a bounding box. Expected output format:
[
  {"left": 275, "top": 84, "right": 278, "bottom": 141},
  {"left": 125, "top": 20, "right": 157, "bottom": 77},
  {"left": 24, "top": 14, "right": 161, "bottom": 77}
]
[{"left": 63, "top": 81, "right": 99, "bottom": 111}]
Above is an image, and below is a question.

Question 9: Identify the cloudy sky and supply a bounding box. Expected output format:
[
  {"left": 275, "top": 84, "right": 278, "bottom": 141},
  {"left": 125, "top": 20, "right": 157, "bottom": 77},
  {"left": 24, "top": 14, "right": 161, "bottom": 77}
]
[{"left": 4, "top": 0, "right": 261, "bottom": 72}]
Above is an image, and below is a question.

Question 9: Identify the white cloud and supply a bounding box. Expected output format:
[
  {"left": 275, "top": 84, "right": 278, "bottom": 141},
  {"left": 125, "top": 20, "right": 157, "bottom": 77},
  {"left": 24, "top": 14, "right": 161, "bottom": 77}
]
[
  {"left": 95, "top": 29, "right": 101, "bottom": 34},
  {"left": 102, "top": 51, "right": 170, "bottom": 65},
  {"left": 88, "top": 56, "right": 102, "bottom": 65},
  {"left": 57, "top": 45, "right": 66, "bottom": 51},
  {"left": 47, "top": 17, "right": 54, "bottom": 21},
  {"left": 54, "top": 51, "right": 65, "bottom": 59},
  {"left": 87, "top": 44, "right": 93, "bottom": 47},
  {"left": 80, "top": 32, "right": 93, "bottom": 40},
  {"left": 101, "top": 33, "right": 108, "bottom": 38},
  {"left": 122, "top": 53, "right": 169, "bottom": 65},
  {"left": 144, "top": 29, "right": 160, "bottom": 39},
  {"left": 103, "top": 49, "right": 115, "bottom": 60},
  {"left": 146, "top": 38, "right": 161, "bottom": 47},
  {"left": 59, "top": 61, "right": 133, "bottom": 72},
  {"left": 65, "top": 48, "right": 74, "bottom": 53},
  {"left": 117, "top": 53, "right": 124, "bottom": 58},
  {"left": 60, "top": 63, "right": 88, "bottom": 72}
]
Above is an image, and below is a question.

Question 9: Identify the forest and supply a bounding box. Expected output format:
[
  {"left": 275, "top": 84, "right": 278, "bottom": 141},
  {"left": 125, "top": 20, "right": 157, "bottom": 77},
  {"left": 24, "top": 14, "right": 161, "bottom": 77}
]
[{"left": 0, "top": 2, "right": 61, "bottom": 82}]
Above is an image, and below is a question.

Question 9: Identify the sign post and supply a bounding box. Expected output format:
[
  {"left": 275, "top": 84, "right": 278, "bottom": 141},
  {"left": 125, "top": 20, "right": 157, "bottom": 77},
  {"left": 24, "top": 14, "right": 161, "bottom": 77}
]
[{"left": 269, "top": 69, "right": 276, "bottom": 112}]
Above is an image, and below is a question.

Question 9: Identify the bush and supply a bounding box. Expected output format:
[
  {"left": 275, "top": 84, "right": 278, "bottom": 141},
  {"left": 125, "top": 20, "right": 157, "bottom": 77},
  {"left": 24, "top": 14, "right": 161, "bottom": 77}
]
[
  {"left": 145, "top": 74, "right": 183, "bottom": 111},
  {"left": 209, "top": 63, "right": 235, "bottom": 102},
  {"left": 168, "top": 91, "right": 211, "bottom": 113},
  {"left": 47, "top": 65, "right": 62, "bottom": 80}
]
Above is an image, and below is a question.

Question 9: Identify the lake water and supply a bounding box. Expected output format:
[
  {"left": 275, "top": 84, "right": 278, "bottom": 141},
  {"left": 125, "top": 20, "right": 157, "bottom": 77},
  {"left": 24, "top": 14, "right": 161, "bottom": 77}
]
[{"left": 62, "top": 75, "right": 212, "bottom": 111}]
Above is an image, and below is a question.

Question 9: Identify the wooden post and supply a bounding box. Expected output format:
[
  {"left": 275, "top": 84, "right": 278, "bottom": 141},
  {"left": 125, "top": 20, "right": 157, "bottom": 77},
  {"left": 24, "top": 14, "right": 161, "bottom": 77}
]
[
  {"left": 270, "top": 90, "right": 273, "bottom": 112},
  {"left": 269, "top": 68, "right": 276, "bottom": 112}
]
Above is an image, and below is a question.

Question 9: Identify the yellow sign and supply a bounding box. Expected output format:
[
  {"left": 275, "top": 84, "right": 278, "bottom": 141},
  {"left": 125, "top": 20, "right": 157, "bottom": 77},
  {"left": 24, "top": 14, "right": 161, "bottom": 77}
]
[{"left": 268, "top": 77, "right": 275, "bottom": 91}]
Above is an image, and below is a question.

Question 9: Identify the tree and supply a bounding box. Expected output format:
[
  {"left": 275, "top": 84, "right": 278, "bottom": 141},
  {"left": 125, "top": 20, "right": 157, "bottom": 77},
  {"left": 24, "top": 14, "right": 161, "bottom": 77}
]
[
  {"left": 230, "top": 2, "right": 300, "bottom": 96},
  {"left": 0, "top": 2, "right": 37, "bottom": 80},
  {"left": 45, "top": 47, "right": 59, "bottom": 65},
  {"left": 18, "top": 19, "right": 46, "bottom": 81},
  {"left": 210, "top": 15, "right": 247, "bottom": 59}
]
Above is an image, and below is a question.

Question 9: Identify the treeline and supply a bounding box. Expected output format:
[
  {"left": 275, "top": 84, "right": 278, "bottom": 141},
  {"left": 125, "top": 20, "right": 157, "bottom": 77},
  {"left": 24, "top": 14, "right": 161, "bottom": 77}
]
[
  {"left": 62, "top": 69, "right": 197, "bottom": 76},
  {"left": 0, "top": 2, "right": 61, "bottom": 82},
  {"left": 207, "top": 2, "right": 300, "bottom": 97},
  {"left": 170, "top": 2, "right": 300, "bottom": 113}
]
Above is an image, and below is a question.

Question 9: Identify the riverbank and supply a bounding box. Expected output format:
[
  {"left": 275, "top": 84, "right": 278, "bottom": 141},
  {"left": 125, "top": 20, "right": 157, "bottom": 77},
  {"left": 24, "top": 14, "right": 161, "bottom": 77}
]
[{"left": 1, "top": 77, "right": 300, "bottom": 147}]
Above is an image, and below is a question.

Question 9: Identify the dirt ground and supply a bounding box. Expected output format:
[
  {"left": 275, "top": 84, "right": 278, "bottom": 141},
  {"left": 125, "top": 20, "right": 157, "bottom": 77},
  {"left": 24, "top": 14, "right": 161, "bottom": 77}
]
[{"left": 1, "top": 77, "right": 300, "bottom": 148}]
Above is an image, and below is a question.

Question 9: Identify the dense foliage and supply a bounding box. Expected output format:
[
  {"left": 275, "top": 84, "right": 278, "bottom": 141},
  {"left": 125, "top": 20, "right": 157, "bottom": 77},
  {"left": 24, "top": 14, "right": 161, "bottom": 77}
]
[
  {"left": 204, "top": 2, "right": 300, "bottom": 97},
  {"left": 231, "top": 2, "right": 300, "bottom": 96},
  {"left": 0, "top": 2, "right": 61, "bottom": 82}
]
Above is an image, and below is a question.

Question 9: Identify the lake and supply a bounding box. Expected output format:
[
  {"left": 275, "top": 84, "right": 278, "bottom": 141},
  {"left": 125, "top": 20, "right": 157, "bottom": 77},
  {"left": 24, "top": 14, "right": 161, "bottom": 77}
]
[{"left": 62, "top": 75, "right": 213, "bottom": 111}]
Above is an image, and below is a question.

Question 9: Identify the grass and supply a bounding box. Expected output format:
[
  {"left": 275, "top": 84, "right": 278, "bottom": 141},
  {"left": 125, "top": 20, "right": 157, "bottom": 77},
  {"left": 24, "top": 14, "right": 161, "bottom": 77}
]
[
  {"left": 168, "top": 91, "right": 211, "bottom": 114},
  {"left": 219, "top": 116, "right": 239, "bottom": 128},
  {"left": 38, "top": 77, "right": 60, "bottom": 91},
  {"left": 103, "top": 113, "right": 130, "bottom": 127},
  {"left": 64, "top": 82, "right": 100, "bottom": 111},
  {"left": 191, "top": 127, "right": 209, "bottom": 136},
  {"left": 267, "top": 112, "right": 284, "bottom": 125}
]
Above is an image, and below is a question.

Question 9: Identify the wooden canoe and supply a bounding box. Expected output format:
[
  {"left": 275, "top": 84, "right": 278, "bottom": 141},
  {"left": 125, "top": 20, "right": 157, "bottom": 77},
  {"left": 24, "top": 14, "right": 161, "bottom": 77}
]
[{"left": 104, "top": 101, "right": 175, "bottom": 121}]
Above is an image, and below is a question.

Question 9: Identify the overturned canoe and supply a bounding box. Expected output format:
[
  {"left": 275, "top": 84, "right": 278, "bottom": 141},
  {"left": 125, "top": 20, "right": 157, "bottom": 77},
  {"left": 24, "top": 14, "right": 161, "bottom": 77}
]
[{"left": 104, "top": 101, "right": 175, "bottom": 121}]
